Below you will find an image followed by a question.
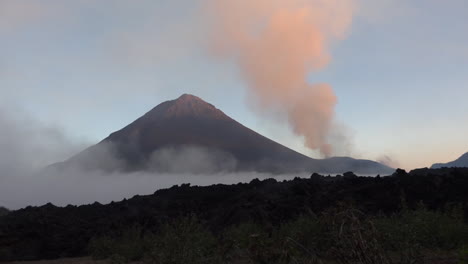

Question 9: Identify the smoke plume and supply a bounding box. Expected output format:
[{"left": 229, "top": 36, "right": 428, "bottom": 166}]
[{"left": 206, "top": 0, "right": 354, "bottom": 156}]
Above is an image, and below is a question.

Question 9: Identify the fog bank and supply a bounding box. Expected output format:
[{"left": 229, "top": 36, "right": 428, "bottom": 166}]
[{"left": 0, "top": 109, "right": 309, "bottom": 210}]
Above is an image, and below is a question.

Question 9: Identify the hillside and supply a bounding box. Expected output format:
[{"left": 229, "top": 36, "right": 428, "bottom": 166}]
[
  {"left": 54, "top": 94, "right": 393, "bottom": 174},
  {"left": 432, "top": 152, "right": 468, "bottom": 168}
]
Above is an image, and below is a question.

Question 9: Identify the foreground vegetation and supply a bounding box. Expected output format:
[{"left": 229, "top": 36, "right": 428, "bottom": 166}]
[
  {"left": 87, "top": 205, "right": 468, "bottom": 264},
  {"left": 0, "top": 168, "right": 467, "bottom": 262}
]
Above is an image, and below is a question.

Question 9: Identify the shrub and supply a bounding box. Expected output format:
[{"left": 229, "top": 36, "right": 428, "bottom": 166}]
[
  {"left": 88, "top": 235, "right": 115, "bottom": 260},
  {"left": 374, "top": 204, "right": 468, "bottom": 251},
  {"left": 222, "top": 216, "right": 325, "bottom": 264},
  {"left": 328, "top": 209, "right": 392, "bottom": 264},
  {"left": 88, "top": 225, "right": 150, "bottom": 262},
  {"left": 0, "top": 247, "right": 13, "bottom": 261},
  {"left": 145, "top": 216, "right": 220, "bottom": 264},
  {"left": 459, "top": 245, "right": 468, "bottom": 264},
  {"left": 276, "top": 214, "right": 326, "bottom": 263},
  {"left": 86, "top": 206, "right": 468, "bottom": 264},
  {"left": 221, "top": 222, "right": 282, "bottom": 264}
]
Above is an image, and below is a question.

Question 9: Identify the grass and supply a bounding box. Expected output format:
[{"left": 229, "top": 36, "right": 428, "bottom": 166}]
[
  {"left": 86, "top": 205, "right": 468, "bottom": 264},
  {"left": 460, "top": 246, "right": 468, "bottom": 264}
]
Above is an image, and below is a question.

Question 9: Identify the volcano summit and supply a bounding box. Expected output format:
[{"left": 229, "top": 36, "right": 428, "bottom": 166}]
[{"left": 56, "top": 94, "right": 393, "bottom": 174}]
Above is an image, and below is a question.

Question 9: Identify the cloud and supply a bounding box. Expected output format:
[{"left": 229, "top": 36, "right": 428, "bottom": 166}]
[
  {"left": 148, "top": 146, "right": 237, "bottom": 174},
  {"left": 0, "top": 109, "right": 307, "bottom": 210},
  {"left": 0, "top": 108, "right": 87, "bottom": 208},
  {"left": 0, "top": 108, "right": 87, "bottom": 176},
  {"left": 205, "top": 0, "right": 355, "bottom": 157}
]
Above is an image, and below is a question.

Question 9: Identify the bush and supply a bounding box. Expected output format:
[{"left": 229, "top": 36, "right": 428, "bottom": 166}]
[
  {"left": 145, "top": 216, "right": 220, "bottom": 264},
  {"left": 460, "top": 246, "right": 468, "bottom": 264},
  {"left": 88, "top": 218, "right": 218, "bottom": 264},
  {"left": 89, "top": 225, "right": 150, "bottom": 262},
  {"left": 374, "top": 204, "right": 468, "bottom": 251},
  {"left": 0, "top": 247, "right": 13, "bottom": 261},
  {"left": 328, "top": 209, "right": 392, "bottom": 264},
  {"left": 86, "top": 206, "right": 468, "bottom": 264},
  {"left": 88, "top": 235, "right": 115, "bottom": 260},
  {"left": 276, "top": 214, "right": 327, "bottom": 263},
  {"left": 221, "top": 222, "right": 282, "bottom": 264}
]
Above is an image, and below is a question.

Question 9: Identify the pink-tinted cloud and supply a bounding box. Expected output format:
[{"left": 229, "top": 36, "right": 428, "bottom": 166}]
[{"left": 205, "top": 0, "right": 354, "bottom": 156}]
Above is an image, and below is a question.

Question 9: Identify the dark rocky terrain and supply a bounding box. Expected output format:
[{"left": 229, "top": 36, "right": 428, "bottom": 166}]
[
  {"left": 54, "top": 94, "right": 393, "bottom": 174},
  {"left": 432, "top": 152, "right": 468, "bottom": 169},
  {"left": 0, "top": 168, "right": 467, "bottom": 261}
]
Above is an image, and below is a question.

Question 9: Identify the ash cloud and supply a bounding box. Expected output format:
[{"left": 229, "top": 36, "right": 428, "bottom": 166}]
[{"left": 205, "top": 0, "right": 355, "bottom": 157}]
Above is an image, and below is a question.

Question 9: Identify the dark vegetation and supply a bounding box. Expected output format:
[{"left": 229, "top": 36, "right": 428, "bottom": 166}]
[
  {"left": 0, "top": 207, "right": 8, "bottom": 217},
  {"left": 0, "top": 168, "right": 467, "bottom": 263},
  {"left": 85, "top": 207, "right": 468, "bottom": 264}
]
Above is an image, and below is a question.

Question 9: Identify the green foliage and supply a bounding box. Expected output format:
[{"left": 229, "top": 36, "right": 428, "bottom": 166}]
[
  {"left": 90, "top": 217, "right": 219, "bottom": 264},
  {"left": 374, "top": 204, "right": 468, "bottom": 252},
  {"left": 88, "top": 235, "right": 115, "bottom": 260},
  {"left": 86, "top": 206, "right": 468, "bottom": 264},
  {"left": 219, "top": 206, "right": 468, "bottom": 264},
  {"left": 275, "top": 215, "right": 327, "bottom": 263},
  {"left": 89, "top": 225, "right": 151, "bottom": 262},
  {"left": 222, "top": 222, "right": 281, "bottom": 264},
  {"left": 145, "top": 216, "right": 220, "bottom": 264},
  {"left": 459, "top": 245, "right": 468, "bottom": 264},
  {"left": 0, "top": 247, "right": 13, "bottom": 261},
  {"left": 329, "top": 209, "right": 392, "bottom": 264},
  {"left": 278, "top": 214, "right": 326, "bottom": 250}
]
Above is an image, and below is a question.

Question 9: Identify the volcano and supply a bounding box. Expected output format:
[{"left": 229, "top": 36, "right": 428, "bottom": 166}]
[
  {"left": 57, "top": 94, "right": 393, "bottom": 174},
  {"left": 431, "top": 152, "right": 468, "bottom": 169}
]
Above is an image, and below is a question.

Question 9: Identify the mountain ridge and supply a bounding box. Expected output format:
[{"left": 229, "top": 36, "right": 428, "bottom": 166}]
[
  {"left": 56, "top": 94, "right": 393, "bottom": 174},
  {"left": 431, "top": 152, "right": 468, "bottom": 169}
]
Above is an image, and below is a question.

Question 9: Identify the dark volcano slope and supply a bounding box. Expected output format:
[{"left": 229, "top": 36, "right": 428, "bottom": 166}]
[
  {"left": 57, "top": 94, "right": 392, "bottom": 174},
  {"left": 0, "top": 168, "right": 467, "bottom": 261},
  {"left": 432, "top": 152, "right": 468, "bottom": 169}
]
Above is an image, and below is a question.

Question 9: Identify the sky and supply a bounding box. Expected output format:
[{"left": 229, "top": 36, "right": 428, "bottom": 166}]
[{"left": 1, "top": 0, "right": 467, "bottom": 170}]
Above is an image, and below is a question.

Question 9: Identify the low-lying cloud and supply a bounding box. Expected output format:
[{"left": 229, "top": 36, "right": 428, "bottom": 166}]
[
  {"left": 0, "top": 109, "right": 308, "bottom": 210},
  {"left": 148, "top": 146, "right": 238, "bottom": 174},
  {"left": 0, "top": 108, "right": 87, "bottom": 176}
]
